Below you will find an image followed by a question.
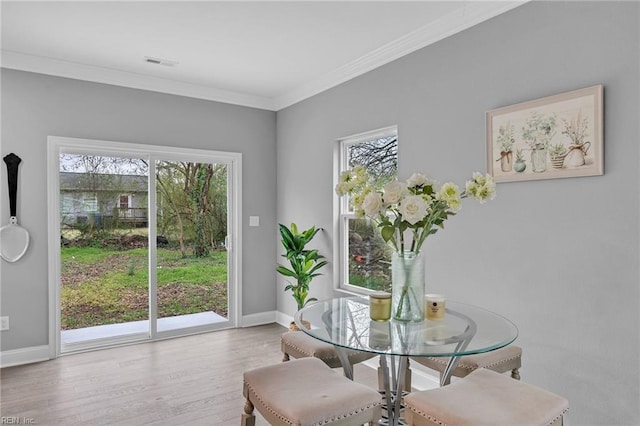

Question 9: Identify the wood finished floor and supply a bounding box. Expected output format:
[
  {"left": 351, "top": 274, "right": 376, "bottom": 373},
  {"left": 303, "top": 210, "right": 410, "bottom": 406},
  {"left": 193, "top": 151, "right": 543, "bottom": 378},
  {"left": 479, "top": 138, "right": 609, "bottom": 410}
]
[{"left": 0, "top": 323, "right": 379, "bottom": 425}]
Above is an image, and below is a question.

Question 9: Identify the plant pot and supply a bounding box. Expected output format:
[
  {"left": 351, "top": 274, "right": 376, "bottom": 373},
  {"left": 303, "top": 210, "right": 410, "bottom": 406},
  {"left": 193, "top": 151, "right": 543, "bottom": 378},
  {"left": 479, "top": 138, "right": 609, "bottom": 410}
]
[
  {"left": 391, "top": 251, "right": 425, "bottom": 322},
  {"left": 565, "top": 142, "right": 591, "bottom": 167},
  {"left": 499, "top": 151, "right": 513, "bottom": 172},
  {"left": 289, "top": 320, "right": 310, "bottom": 331},
  {"left": 514, "top": 160, "right": 526, "bottom": 173},
  {"left": 550, "top": 155, "right": 566, "bottom": 169}
]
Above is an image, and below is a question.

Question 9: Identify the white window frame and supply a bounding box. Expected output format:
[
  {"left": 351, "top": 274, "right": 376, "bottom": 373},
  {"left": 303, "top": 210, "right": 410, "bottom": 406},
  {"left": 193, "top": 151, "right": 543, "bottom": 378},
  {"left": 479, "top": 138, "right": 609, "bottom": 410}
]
[
  {"left": 82, "top": 192, "right": 98, "bottom": 213},
  {"left": 334, "top": 126, "right": 397, "bottom": 294}
]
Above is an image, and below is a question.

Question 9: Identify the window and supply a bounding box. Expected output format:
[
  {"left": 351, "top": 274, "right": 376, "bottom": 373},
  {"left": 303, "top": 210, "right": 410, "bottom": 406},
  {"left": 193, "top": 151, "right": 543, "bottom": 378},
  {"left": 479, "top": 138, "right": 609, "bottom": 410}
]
[
  {"left": 82, "top": 192, "right": 98, "bottom": 212},
  {"left": 337, "top": 126, "right": 398, "bottom": 293},
  {"left": 119, "top": 194, "right": 130, "bottom": 209}
]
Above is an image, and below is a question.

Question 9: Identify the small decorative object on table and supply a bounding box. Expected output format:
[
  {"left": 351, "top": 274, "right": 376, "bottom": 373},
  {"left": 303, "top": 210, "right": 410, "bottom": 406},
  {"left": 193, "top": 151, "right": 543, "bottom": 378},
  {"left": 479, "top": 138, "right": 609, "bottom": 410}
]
[
  {"left": 336, "top": 167, "right": 496, "bottom": 322},
  {"left": 425, "top": 294, "right": 446, "bottom": 321},
  {"left": 369, "top": 291, "right": 392, "bottom": 321}
]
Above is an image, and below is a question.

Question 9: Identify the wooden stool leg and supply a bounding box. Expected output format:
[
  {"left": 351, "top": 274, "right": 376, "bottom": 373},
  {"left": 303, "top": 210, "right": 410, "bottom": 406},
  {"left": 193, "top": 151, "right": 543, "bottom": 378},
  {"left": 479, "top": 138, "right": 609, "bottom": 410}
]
[
  {"left": 282, "top": 352, "right": 290, "bottom": 362},
  {"left": 511, "top": 368, "right": 520, "bottom": 380},
  {"left": 378, "top": 359, "right": 412, "bottom": 392},
  {"left": 241, "top": 398, "right": 256, "bottom": 426},
  {"left": 377, "top": 366, "right": 384, "bottom": 391},
  {"left": 404, "top": 358, "right": 412, "bottom": 392}
]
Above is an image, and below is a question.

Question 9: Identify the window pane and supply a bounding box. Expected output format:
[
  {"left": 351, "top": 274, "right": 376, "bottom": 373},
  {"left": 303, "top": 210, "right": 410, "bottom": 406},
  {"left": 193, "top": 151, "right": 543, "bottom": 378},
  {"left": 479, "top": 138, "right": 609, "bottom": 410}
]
[
  {"left": 345, "top": 136, "right": 398, "bottom": 211},
  {"left": 341, "top": 132, "right": 397, "bottom": 292},
  {"left": 59, "top": 154, "right": 149, "bottom": 341},
  {"left": 347, "top": 135, "right": 398, "bottom": 183},
  {"left": 348, "top": 218, "right": 393, "bottom": 291}
]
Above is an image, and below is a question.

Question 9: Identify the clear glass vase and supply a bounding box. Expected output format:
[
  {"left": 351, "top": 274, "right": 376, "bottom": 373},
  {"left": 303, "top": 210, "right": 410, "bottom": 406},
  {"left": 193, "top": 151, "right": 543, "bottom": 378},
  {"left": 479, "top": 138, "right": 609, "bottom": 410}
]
[
  {"left": 391, "top": 251, "right": 425, "bottom": 322},
  {"left": 531, "top": 147, "right": 547, "bottom": 173}
]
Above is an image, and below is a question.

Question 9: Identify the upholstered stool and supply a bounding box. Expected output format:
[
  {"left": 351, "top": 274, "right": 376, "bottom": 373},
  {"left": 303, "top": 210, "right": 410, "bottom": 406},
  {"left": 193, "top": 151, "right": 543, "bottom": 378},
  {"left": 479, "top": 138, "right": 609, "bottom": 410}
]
[
  {"left": 242, "top": 357, "right": 382, "bottom": 426},
  {"left": 404, "top": 368, "right": 569, "bottom": 426},
  {"left": 281, "top": 331, "right": 376, "bottom": 371},
  {"left": 411, "top": 345, "right": 522, "bottom": 383}
]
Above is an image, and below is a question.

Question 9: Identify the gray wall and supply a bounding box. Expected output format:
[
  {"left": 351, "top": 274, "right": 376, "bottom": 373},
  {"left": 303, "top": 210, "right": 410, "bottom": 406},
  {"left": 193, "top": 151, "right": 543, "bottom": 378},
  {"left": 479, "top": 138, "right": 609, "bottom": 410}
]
[
  {"left": 277, "top": 2, "right": 639, "bottom": 425},
  {"left": 0, "top": 69, "right": 277, "bottom": 351}
]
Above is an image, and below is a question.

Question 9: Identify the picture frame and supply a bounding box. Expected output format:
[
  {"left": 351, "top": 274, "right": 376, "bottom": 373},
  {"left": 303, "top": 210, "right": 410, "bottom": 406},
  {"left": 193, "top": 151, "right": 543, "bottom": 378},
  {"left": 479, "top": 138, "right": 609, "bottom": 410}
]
[{"left": 486, "top": 85, "right": 603, "bottom": 183}]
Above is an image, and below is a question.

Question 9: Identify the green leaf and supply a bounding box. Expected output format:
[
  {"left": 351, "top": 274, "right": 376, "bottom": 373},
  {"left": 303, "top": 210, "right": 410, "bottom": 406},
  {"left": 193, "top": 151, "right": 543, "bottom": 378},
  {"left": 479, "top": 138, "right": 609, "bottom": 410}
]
[
  {"left": 381, "top": 226, "right": 395, "bottom": 242},
  {"left": 303, "top": 297, "right": 318, "bottom": 307},
  {"left": 276, "top": 265, "right": 296, "bottom": 277}
]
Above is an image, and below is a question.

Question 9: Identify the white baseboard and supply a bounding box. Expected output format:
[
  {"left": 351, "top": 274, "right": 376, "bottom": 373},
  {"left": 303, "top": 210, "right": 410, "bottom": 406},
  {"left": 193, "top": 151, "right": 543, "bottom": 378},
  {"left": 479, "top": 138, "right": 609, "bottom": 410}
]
[
  {"left": 275, "top": 311, "right": 294, "bottom": 329},
  {"left": 241, "top": 310, "right": 277, "bottom": 327},
  {"left": 0, "top": 345, "right": 51, "bottom": 368},
  {"left": 1, "top": 313, "right": 281, "bottom": 367}
]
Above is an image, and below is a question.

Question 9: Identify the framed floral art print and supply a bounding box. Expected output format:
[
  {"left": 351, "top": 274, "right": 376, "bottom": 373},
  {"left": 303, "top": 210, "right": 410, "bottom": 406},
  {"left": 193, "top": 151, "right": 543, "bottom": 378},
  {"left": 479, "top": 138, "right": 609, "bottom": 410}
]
[{"left": 486, "top": 85, "right": 603, "bottom": 183}]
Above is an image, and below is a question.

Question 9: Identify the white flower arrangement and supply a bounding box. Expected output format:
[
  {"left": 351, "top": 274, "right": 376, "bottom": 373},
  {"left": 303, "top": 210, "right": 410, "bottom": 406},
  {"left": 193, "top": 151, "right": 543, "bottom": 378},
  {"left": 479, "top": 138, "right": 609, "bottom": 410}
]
[{"left": 336, "top": 166, "right": 496, "bottom": 255}]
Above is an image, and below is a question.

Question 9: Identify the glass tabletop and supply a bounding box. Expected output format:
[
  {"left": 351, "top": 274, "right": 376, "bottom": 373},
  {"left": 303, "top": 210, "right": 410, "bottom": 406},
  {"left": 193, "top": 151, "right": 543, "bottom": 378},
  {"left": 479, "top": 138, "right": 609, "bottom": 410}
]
[{"left": 294, "top": 296, "right": 518, "bottom": 358}]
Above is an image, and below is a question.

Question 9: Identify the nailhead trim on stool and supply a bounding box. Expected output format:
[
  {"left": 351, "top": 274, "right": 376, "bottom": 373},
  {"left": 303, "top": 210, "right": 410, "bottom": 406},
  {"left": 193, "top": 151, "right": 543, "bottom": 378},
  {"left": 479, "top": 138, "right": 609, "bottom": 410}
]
[
  {"left": 411, "top": 345, "right": 522, "bottom": 380},
  {"left": 242, "top": 357, "right": 382, "bottom": 426},
  {"left": 281, "top": 331, "right": 375, "bottom": 369},
  {"left": 403, "top": 368, "right": 569, "bottom": 426}
]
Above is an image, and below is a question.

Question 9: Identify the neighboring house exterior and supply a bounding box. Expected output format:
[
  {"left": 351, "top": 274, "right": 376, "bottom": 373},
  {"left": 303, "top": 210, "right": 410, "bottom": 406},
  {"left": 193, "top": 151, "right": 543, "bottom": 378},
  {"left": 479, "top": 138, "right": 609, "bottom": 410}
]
[{"left": 60, "top": 172, "right": 148, "bottom": 227}]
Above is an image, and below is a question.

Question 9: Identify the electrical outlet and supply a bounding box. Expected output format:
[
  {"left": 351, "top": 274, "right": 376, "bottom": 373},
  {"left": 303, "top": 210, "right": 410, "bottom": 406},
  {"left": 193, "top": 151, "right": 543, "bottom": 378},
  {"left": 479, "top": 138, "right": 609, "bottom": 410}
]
[{"left": 0, "top": 316, "right": 9, "bottom": 331}]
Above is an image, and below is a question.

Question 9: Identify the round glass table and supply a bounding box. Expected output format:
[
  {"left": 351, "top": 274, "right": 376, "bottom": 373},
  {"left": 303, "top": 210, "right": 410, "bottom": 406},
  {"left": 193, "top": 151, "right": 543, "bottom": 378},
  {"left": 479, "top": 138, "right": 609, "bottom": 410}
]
[{"left": 294, "top": 296, "right": 518, "bottom": 425}]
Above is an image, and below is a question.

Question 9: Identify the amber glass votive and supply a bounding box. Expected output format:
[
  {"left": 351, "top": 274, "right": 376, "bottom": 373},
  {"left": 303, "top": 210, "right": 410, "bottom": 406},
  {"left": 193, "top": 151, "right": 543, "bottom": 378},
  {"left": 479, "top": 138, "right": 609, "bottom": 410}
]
[{"left": 370, "top": 292, "right": 392, "bottom": 322}]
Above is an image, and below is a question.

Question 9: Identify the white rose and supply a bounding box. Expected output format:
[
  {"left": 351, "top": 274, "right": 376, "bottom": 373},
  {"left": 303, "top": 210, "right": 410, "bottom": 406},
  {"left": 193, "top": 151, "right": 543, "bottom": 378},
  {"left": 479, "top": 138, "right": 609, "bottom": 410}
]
[
  {"left": 382, "top": 181, "right": 407, "bottom": 204},
  {"left": 406, "top": 173, "right": 429, "bottom": 188},
  {"left": 398, "top": 195, "right": 429, "bottom": 225},
  {"left": 362, "top": 192, "right": 384, "bottom": 217}
]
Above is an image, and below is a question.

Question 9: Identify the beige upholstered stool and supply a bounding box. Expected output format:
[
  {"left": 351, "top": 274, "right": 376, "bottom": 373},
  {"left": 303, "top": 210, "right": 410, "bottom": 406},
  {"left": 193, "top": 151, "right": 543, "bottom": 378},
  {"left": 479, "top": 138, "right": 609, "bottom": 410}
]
[
  {"left": 281, "top": 331, "right": 376, "bottom": 372},
  {"left": 404, "top": 368, "right": 569, "bottom": 426},
  {"left": 411, "top": 345, "right": 522, "bottom": 383},
  {"left": 242, "top": 357, "right": 382, "bottom": 426}
]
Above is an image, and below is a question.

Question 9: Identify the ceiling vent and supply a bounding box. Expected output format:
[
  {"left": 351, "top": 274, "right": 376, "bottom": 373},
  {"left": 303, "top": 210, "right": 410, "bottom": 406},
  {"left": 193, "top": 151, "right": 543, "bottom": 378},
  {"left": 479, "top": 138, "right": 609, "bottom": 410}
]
[{"left": 144, "top": 56, "right": 178, "bottom": 67}]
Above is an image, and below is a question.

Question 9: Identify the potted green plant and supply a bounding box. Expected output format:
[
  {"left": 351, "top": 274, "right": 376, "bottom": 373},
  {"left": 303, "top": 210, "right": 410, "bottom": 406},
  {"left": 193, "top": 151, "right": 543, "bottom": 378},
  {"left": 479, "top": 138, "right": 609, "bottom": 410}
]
[
  {"left": 276, "top": 223, "right": 328, "bottom": 330},
  {"left": 561, "top": 110, "right": 591, "bottom": 167},
  {"left": 521, "top": 111, "right": 557, "bottom": 173},
  {"left": 549, "top": 143, "right": 568, "bottom": 169},
  {"left": 496, "top": 121, "right": 515, "bottom": 172},
  {"left": 514, "top": 149, "right": 526, "bottom": 173}
]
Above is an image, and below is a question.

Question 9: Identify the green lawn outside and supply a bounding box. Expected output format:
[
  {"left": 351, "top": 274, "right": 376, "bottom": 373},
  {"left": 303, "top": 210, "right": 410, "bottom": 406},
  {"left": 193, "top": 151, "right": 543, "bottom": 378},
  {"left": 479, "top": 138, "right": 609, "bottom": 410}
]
[{"left": 61, "top": 246, "right": 228, "bottom": 329}]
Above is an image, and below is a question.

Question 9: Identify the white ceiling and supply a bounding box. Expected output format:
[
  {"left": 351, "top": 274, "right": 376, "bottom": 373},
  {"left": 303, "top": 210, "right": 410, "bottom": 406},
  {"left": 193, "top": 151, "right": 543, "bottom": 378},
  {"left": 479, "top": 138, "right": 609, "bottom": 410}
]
[{"left": 1, "top": 1, "right": 524, "bottom": 111}]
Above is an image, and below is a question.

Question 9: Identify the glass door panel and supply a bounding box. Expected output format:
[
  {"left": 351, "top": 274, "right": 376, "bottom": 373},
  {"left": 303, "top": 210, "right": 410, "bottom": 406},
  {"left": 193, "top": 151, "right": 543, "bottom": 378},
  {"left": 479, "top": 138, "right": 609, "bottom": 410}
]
[
  {"left": 155, "top": 160, "right": 229, "bottom": 332},
  {"left": 59, "top": 154, "right": 149, "bottom": 348}
]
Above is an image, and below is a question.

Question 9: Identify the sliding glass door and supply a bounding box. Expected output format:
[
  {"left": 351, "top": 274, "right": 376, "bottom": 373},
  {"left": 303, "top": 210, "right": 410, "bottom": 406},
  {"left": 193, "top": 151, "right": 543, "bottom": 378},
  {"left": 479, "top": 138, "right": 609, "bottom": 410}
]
[{"left": 50, "top": 138, "right": 240, "bottom": 353}]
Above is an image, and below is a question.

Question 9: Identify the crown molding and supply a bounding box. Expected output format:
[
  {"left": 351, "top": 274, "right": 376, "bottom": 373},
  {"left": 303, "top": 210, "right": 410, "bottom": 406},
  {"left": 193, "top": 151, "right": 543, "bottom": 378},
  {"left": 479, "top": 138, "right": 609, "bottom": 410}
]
[
  {"left": 272, "top": 1, "right": 527, "bottom": 110},
  {"left": 1, "top": 50, "right": 277, "bottom": 111},
  {"left": 1, "top": 1, "right": 525, "bottom": 112}
]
